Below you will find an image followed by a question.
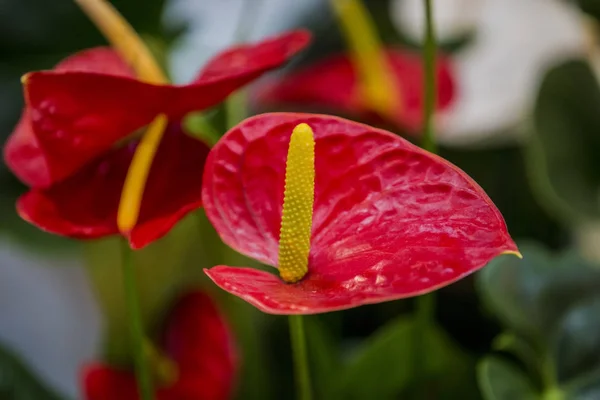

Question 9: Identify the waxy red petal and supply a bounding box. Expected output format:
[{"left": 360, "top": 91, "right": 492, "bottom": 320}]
[
  {"left": 161, "top": 291, "right": 237, "bottom": 400},
  {"left": 257, "top": 49, "right": 455, "bottom": 133},
  {"left": 82, "top": 291, "right": 236, "bottom": 400},
  {"left": 17, "top": 125, "right": 209, "bottom": 249},
  {"left": 8, "top": 31, "right": 310, "bottom": 188},
  {"left": 53, "top": 47, "right": 136, "bottom": 76},
  {"left": 203, "top": 113, "right": 517, "bottom": 314},
  {"left": 4, "top": 110, "right": 50, "bottom": 187},
  {"left": 196, "top": 30, "right": 311, "bottom": 81},
  {"left": 4, "top": 47, "right": 134, "bottom": 188},
  {"left": 83, "top": 365, "right": 138, "bottom": 400}
]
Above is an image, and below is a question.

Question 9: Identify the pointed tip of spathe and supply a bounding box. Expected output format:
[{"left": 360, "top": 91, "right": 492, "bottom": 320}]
[{"left": 501, "top": 250, "right": 523, "bottom": 260}]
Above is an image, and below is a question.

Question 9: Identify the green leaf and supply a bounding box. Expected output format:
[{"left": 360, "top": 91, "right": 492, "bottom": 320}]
[
  {"left": 561, "top": 366, "right": 600, "bottom": 400},
  {"left": 478, "top": 357, "right": 539, "bottom": 400},
  {"left": 551, "top": 297, "right": 600, "bottom": 383},
  {"left": 331, "top": 317, "right": 472, "bottom": 400},
  {"left": 305, "top": 317, "right": 341, "bottom": 399},
  {"left": 0, "top": 343, "right": 63, "bottom": 400},
  {"left": 477, "top": 243, "right": 600, "bottom": 343},
  {"left": 528, "top": 59, "right": 600, "bottom": 224},
  {"left": 575, "top": 0, "right": 600, "bottom": 21},
  {"left": 493, "top": 333, "right": 540, "bottom": 378}
]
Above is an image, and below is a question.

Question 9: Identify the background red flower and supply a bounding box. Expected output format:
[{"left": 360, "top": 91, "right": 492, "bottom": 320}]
[
  {"left": 83, "top": 291, "right": 237, "bottom": 400},
  {"left": 256, "top": 49, "right": 456, "bottom": 133}
]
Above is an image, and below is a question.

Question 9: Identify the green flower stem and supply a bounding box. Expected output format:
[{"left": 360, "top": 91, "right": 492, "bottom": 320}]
[
  {"left": 121, "top": 240, "right": 155, "bottom": 400},
  {"left": 413, "top": 292, "right": 435, "bottom": 387},
  {"left": 289, "top": 315, "right": 312, "bottom": 400},
  {"left": 413, "top": 0, "right": 438, "bottom": 391},
  {"left": 225, "top": 91, "right": 247, "bottom": 131},
  {"left": 422, "top": 0, "right": 438, "bottom": 154}
]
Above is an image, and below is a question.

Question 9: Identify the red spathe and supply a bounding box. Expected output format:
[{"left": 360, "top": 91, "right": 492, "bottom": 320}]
[
  {"left": 82, "top": 291, "right": 237, "bottom": 400},
  {"left": 257, "top": 49, "right": 456, "bottom": 134},
  {"left": 203, "top": 113, "right": 517, "bottom": 314}
]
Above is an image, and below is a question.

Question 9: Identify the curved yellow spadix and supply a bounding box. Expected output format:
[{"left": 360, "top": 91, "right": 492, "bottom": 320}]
[
  {"left": 278, "top": 123, "right": 315, "bottom": 283},
  {"left": 330, "top": 0, "right": 401, "bottom": 118},
  {"left": 74, "top": 0, "right": 167, "bottom": 83},
  {"left": 74, "top": 0, "right": 169, "bottom": 234},
  {"left": 117, "top": 114, "right": 168, "bottom": 232}
]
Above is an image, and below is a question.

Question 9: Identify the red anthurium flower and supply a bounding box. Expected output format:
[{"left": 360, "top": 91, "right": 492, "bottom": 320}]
[
  {"left": 202, "top": 113, "right": 518, "bottom": 314},
  {"left": 257, "top": 49, "right": 456, "bottom": 133},
  {"left": 83, "top": 290, "right": 237, "bottom": 400},
  {"left": 4, "top": 31, "right": 311, "bottom": 249}
]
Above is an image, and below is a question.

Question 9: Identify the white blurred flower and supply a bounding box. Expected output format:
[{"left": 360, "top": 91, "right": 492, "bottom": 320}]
[
  {"left": 164, "top": 0, "right": 320, "bottom": 83},
  {"left": 392, "top": 0, "right": 586, "bottom": 146},
  {"left": 0, "top": 240, "right": 101, "bottom": 399}
]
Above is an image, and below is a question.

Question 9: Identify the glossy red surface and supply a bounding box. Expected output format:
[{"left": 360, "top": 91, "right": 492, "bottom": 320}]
[
  {"left": 257, "top": 49, "right": 455, "bottom": 134},
  {"left": 5, "top": 30, "right": 311, "bottom": 188},
  {"left": 17, "top": 124, "right": 209, "bottom": 249},
  {"left": 197, "top": 30, "right": 310, "bottom": 81},
  {"left": 4, "top": 47, "right": 134, "bottom": 188},
  {"left": 203, "top": 113, "right": 517, "bottom": 314},
  {"left": 83, "top": 291, "right": 237, "bottom": 400},
  {"left": 5, "top": 31, "right": 310, "bottom": 248}
]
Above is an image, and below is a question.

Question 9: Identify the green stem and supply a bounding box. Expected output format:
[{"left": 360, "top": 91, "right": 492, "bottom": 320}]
[
  {"left": 121, "top": 240, "right": 154, "bottom": 400},
  {"left": 540, "top": 351, "right": 558, "bottom": 393},
  {"left": 413, "top": 0, "right": 438, "bottom": 392},
  {"left": 289, "top": 315, "right": 312, "bottom": 400},
  {"left": 421, "top": 0, "right": 437, "bottom": 154},
  {"left": 413, "top": 293, "right": 435, "bottom": 386},
  {"left": 225, "top": 91, "right": 247, "bottom": 130}
]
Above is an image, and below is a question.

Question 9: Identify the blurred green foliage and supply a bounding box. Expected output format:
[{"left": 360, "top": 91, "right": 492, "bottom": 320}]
[
  {"left": 576, "top": 0, "right": 600, "bottom": 21},
  {"left": 529, "top": 59, "right": 600, "bottom": 225},
  {"left": 0, "top": 343, "right": 62, "bottom": 400},
  {"left": 477, "top": 243, "right": 600, "bottom": 399},
  {"left": 318, "top": 316, "right": 477, "bottom": 399}
]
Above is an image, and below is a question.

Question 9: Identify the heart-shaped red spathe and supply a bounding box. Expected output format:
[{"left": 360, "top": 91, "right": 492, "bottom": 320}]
[
  {"left": 5, "top": 30, "right": 311, "bottom": 189},
  {"left": 256, "top": 49, "right": 455, "bottom": 134},
  {"left": 82, "top": 291, "right": 237, "bottom": 400},
  {"left": 202, "top": 113, "right": 518, "bottom": 314}
]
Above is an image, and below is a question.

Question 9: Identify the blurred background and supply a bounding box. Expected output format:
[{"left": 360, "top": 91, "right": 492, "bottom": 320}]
[{"left": 2, "top": 0, "right": 600, "bottom": 399}]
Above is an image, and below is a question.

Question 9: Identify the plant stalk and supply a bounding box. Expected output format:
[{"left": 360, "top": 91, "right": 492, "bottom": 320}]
[
  {"left": 289, "top": 315, "right": 312, "bottom": 400},
  {"left": 422, "top": 0, "right": 438, "bottom": 154},
  {"left": 121, "top": 240, "right": 155, "bottom": 400},
  {"left": 413, "top": 0, "right": 438, "bottom": 392}
]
